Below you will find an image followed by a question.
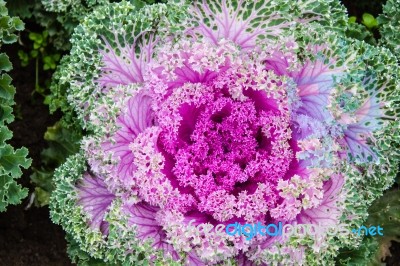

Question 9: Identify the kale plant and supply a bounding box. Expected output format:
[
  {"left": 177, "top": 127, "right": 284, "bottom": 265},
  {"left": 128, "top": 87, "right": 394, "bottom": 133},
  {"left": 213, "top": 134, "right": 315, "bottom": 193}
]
[{"left": 48, "top": 0, "right": 399, "bottom": 265}]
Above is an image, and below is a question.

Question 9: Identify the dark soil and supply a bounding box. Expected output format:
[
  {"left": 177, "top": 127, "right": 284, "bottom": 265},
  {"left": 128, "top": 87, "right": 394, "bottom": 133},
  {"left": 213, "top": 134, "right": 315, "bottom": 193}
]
[
  {"left": 341, "top": 0, "right": 386, "bottom": 17},
  {"left": 386, "top": 241, "right": 400, "bottom": 266},
  {"left": 0, "top": 43, "right": 72, "bottom": 265},
  {"left": 0, "top": 206, "right": 71, "bottom": 266}
]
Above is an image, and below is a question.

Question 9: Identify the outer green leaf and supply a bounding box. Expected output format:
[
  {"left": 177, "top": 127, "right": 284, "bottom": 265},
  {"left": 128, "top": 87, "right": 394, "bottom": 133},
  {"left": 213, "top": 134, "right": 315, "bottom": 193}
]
[
  {"left": 345, "top": 21, "right": 376, "bottom": 45},
  {"left": 0, "top": 145, "right": 30, "bottom": 211},
  {"left": 366, "top": 189, "right": 400, "bottom": 237},
  {"left": 0, "top": 53, "right": 12, "bottom": 72},
  {"left": 0, "top": 73, "right": 15, "bottom": 101},
  {"left": 0, "top": 125, "right": 12, "bottom": 143},
  {"left": 337, "top": 189, "right": 400, "bottom": 265},
  {"left": 0, "top": 173, "right": 28, "bottom": 211},
  {"left": 336, "top": 237, "right": 380, "bottom": 266},
  {"left": 0, "top": 146, "right": 31, "bottom": 178},
  {"left": 378, "top": 0, "right": 400, "bottom": 58},
  {"left": 0, "top": 0, "right": 30, "bottom": 212}
]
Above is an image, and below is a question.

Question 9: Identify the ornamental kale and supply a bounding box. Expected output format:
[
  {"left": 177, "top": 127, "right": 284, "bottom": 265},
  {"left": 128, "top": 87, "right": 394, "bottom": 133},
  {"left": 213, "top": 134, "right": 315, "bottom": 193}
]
[
  {"left": 378, "top": 0, "right": 400, "bottom": 58},
  {"left": 49, "top": 0, "right": 400, "bottom": 265},
  {"left": 0, "top": 0, "right": 31, "bottom": 212}
]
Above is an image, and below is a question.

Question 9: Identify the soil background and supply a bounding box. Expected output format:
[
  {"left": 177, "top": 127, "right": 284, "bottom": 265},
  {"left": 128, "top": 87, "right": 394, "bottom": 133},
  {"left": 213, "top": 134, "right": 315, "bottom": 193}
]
[
  {"left": 0, "top": 1, "right": 399, "bottom": 265},
  {"left": 0, "top": 44, "right": 72, "bottom": 265}
]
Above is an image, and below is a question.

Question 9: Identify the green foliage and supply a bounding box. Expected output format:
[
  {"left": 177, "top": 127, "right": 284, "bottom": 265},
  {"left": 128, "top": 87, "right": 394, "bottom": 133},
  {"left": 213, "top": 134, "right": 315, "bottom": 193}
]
[
  {"left": 348, "top": 16, "right": 356, "bottom": 24},
  {"left": 7, "top": 0, "right": 73, "bottom": 51},
  {"left": 344, "top": 0, "right": 400, "bottom": 59},
  {"left": 367, "top": 189, "right": 400, "bottom": 238},
  {"left": 336, "top": 237, "right": 380, "bottom": 265},
  {"left": 0, "top": 4, "right": 24, "bottom": 44},
  {"left": 66, "top": 234, "right": 111, "bottom": 266},
  {"left": 378, "top": 0, "right": 400, "bottom": 58},
  {"left": 337, "top": 189, "right": 400, "bottom": 265},
  {"left": 0, "top": 0, "right": 31, "bottom": 212},
  {"left": 361, "top": 13, "right": 378, "bottom": 30},
  {"left": 7, "top": 0, "right": 166, "bottom": 52},
  {"left": 17, "top": 30, "right": 60, "bottom": 99},
  {"left": 31, "top": 121, "right": 81, "bottom": 206},
  {"left": 345, "top": 12, "right": 378, "bottom": 45}
]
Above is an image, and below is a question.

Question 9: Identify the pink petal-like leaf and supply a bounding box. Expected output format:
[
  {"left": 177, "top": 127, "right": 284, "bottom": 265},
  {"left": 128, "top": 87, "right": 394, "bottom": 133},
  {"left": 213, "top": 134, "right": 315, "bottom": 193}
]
[
  {"left": 103, "top": 91, "right": 155, "bottom": 181},
  {"left": 185, "top": 251, "right": 207, "bottom": 266},
  {"left": 76, "top": 173, "right": 115, "bottom": 234},
  {"left": 186, "top": 0, "right": 291, "bottom": 50},
  {"left": 123, "top": 202, "right": 180, "bottom": 260},
  {"left": 343, "top": 126, "right": 378, "bottom": 163},
  {"left": 97, "top": 32, "right": 157, "bottom": 88},
  {"left": 294, "top": 59, "right": 343, "bottom": 121},
  {"left": 298, "top": 174, "right": 344, "bottom": 226}
]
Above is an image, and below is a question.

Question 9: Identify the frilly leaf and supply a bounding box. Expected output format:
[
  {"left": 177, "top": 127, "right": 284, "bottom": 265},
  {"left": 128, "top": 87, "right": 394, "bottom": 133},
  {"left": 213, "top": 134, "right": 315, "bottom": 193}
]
[
  {"left": 0, "top": 0, "right": 30, "bottom": 212},
  {"left": 378, "top": 0, "right": 400, "bottom": 58}
]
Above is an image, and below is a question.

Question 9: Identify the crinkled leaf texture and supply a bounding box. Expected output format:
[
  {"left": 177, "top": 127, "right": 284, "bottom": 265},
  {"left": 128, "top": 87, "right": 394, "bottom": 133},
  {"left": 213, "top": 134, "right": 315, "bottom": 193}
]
[
  {"left": 76, "top": 174, "right": 115, "bottom": 234},
  {"left": 50, "top": 153, "right": 181, "bottom": 265},
  {"left": 337, "top": 189, "right": 400, "bottom": 265},
  {"left": 0, "top": 1, "right": 31, "bottom": 212},
  {"left": 0, "top": 145, "right": 31, "bottom": 211},
  {"left": 49, "top": 0, "right": 400, "bottom": 265},
  {"left": 378, "top": 0, "right": 400, "bottom": 59}
]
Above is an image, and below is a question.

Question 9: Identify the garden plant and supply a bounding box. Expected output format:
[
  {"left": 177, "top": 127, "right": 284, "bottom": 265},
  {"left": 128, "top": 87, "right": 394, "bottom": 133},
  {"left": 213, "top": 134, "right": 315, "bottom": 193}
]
[{"left": 0, "top": 0, "right": 400, "bottom": 265}]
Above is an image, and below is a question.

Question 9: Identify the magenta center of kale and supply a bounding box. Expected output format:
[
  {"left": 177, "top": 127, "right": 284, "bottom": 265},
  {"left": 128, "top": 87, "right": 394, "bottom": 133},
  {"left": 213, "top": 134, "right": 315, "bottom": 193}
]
[{"left": 170, "top": 93, "right": 293, "bottom": 201}]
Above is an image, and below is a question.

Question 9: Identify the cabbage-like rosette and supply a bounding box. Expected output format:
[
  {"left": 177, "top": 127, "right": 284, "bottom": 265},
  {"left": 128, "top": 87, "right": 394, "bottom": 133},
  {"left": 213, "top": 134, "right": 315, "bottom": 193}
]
[{"left": 50, "top": 0, "right": 400, "bottom": 265}]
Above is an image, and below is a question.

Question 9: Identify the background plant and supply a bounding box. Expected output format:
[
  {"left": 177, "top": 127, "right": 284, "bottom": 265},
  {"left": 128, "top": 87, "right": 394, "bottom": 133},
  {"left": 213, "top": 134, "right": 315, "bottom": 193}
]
[
  {"left": 346, "top": 13, "right": 379, "bottom": 45},
  {"left": 336, "top": 185, "right": 400, "bottom": 265},
  {"left": 8, "top": 0, "right": 166, "bottom": 51},
  {"left": 30, "top": 122, "right": 81, "bottom": 207},
  {"left": 18, "top": 30, "right": 60, "bottom": 102},
  {"left": 0, "top": 0, "right": 31, "bottom": 212}
]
